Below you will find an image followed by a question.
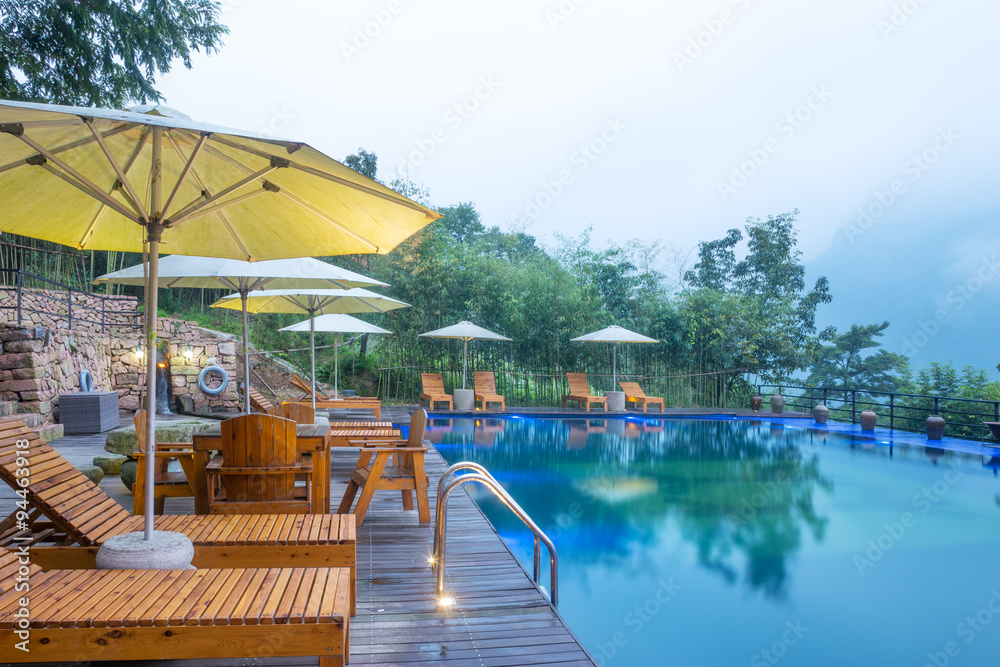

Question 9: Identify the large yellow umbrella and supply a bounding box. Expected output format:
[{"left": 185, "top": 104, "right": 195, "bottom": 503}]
[{"left": 0, "top": 100, "right": 440, "bottom": 538}]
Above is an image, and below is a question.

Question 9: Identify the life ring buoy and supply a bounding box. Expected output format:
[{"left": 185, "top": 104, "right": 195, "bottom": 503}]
[
  {"left": 198, "top": 365, "right": 229, "bottom": 395},
  {"left": 79, "top": 369, "right": 95, "bottom": 392}
]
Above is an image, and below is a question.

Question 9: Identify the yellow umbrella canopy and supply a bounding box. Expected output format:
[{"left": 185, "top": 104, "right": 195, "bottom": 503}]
[{"left": 0, "top": 100, "right": 440, "bottom": 536}]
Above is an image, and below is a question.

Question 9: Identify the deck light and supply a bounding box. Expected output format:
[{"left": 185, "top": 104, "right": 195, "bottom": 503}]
[{"left": 438, "top": 596, "right": 456, "bottom": 607}]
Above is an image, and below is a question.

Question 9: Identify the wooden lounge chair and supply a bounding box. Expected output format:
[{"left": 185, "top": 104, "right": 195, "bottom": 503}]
[
  {"left": 292, "top": 373, "right": 326, "bottom": 400},
  {"left": 619, "top": 381, "right": 665, "bottom": 412},
  {"left": 473, "top": 371, "right": 506, "bottom": 411},
  {"left": 248, "top": 386, "right": 275, "bottom": 413},
  {"left": 0, "top": 418, "right": 358, "bottom": 615},
  {"left": 420, "top": 373, "right": 453, "bottom": 410},
  {"left": 206, "top": 414, "right": 314, "bottom": 515},
  {"left": 562, "top": 372, "right": 607, "bottom": 412},
  {"left": 338, "top": 409, "right": 430, "bottom": 526},
  {"left": 292, "top": 374, "right": 383, "bottom": 418},
  {"left": 131, "top": 408, "right": 197, "bottom": 515},
  {"left": 0, "top": 551, "right": 350, "bottom": 665}
]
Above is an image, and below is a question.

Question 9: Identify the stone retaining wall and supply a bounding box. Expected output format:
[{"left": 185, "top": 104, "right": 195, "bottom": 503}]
[
  {"left": 0, "top": 287, "right": 141, "bottom": 333},
  {"left": 0, "top": 316, "right": 240, "bottom": 422}
]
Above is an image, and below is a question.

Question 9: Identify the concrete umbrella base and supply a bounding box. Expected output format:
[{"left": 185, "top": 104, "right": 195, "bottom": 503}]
[
  {"left": 454, "top": 389, "right": 475, "bottom": 410},
  {"left": 605, "top": 391, "right": 626, "bottom": 412},
  {"left": 96, "top": 531, "right": 195, "bottom": 570}
]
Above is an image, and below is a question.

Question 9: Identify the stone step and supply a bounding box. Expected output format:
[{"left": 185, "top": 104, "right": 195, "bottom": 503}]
[
  {"left": 32, "top": 423, "right": 64, "bottom": 443},
  {"left": 8, "top": 412, "right": 43, "bottom": 428},
  {"left": 0, "top": 401, "right": 15, "bottom": 417}
]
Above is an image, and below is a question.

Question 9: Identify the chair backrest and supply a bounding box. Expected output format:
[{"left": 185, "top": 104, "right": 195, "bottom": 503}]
[
  {"left": 566, "top": 372, "right": 593, "bottom": 395},
  {"left": 272, "top": 402, "right": 315, "bottom": 425},
  {"left": 291, "top": 374, "right": 326, "bottom": 399},
  {"left": 248, "top": 387, "right": 275, "bottom": 413},
  {"left": 219, "top": 414, "right": 299, "bottom": 503},
  {"left": 408, "top": 408, "right": 428, "bottom": 448},
  {"left": 134, "top": 408, "right": 149, "bottom": 453},
  {"left": 473, "top": 371, "right": 497, "bottom": 395},
  {"left": 0, "top": 418, "right": 131, "bottom": 545},
  {"left": 618, "top": 381, "right": 646, "bottom": 398},
  {"left": 421, "top": 373, "right": 447, "bottom": 396}
]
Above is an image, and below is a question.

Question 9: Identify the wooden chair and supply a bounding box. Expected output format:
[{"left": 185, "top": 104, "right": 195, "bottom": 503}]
[
  {"left": 248, "top": 386, "right": 275, "bottom": 413},
  {"left": 0, "top": 418, "right": 358, "bottom": 614},
  {"left": 206, "top": 414, "right": 313, "bottom": 515},
  {"left": 420, "top": 373, "right": 453, "bottom": 410},
  {"left": 270, "top": 401, "right": 316, "bottom": 424},
  {"left": 292, "top": 373, "right": 329, "bottom": 400},
  {"left": 338, "top": 409, "right": 430, "bottom": 526},
  {"left": 132, "top": 408, "right": 197, "bottom": 515},
  {"left": 562, "top": 372, "right": 607, "bottom": 412},
  {"left": 473, "top": 371, "right": 506, "bottom": 411},
  {"left": 619, "top": 381, "right": 665, "bottom": 412},
  {"left": 0, "top": 551, "right": 350, "bottom": 666}
]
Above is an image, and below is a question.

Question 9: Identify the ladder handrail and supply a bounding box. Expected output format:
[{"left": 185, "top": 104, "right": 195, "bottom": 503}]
[{"left": 433, "top": 463, "right": 558, "bottom": 606}]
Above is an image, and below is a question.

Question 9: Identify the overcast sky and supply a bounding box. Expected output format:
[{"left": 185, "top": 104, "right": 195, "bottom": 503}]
[{"left": 157, "top": 0, "right": 998, "bottom": 272}]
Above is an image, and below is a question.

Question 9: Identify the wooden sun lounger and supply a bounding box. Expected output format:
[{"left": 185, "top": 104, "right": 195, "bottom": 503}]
[
  {"left": 248, "top": 386, "right": 275, "bottom": 413},
  {"left": 419, "top": 373, "right": 453, "bottom": 410},
  {"left": 0, "top": 419, "right": 358, "bottom": 615},
  {"left": 0, "top": 551, "right": 350, "bottom": 665},
  {"left": 308, "top": 399, "right": 381, "bottom": 420},
  {"left": 562, "top": 372, "right": 607, "bottom": 412},
  {"left": 473, "top": 371, "right": 506, "bottom": 411},
  {"left": 619, "top": 381, "right": 665, "bottom": 412}
]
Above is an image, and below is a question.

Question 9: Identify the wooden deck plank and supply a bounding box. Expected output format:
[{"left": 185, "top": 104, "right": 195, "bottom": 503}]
[{"left": 0, "top": 414, "right": 595, "bottom": 667}]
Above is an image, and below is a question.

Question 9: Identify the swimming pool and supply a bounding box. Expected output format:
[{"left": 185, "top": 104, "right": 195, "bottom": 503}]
[{"left": 427, "top": 416, "right": 1000, "bottom": 666}]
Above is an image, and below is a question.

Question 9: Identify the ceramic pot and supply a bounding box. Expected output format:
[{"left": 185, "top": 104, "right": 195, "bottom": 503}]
[
  {"left": 860, "top": 410, "right": 877, "bottom": 431},
  {"left": 770, "top": 394, "right": 785, "bottom": 414},
  {"left": 926, "top": 415, "right": 946, "bottom": 441},
  {"left": 750, "top": 395, "right": 763, "bottom": 412},
  {"left": 812, "top": 404, "right": 830, "bottom": 424}
]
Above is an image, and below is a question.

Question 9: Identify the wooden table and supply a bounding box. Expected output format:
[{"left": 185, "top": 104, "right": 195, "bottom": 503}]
[
  {"left": 192, "top": 422, "right": 332, "bottom": 514},
  {"left": 329, "top": 427, "right": 402, "bottom": 448}
]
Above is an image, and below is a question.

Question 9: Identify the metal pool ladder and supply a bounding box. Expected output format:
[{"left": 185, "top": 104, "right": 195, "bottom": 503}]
[{"left": 432, "top": 462, "right": 558, "bottom": 606}]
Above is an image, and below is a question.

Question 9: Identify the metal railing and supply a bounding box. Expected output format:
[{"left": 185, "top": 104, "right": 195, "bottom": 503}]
[
  {"left": 433, "top": 461, "right": 558, "bottom": 606},
  {"left": 759, "top": 384, "right": 1000, "bottom": 440},
  {"left": 0, "top": 268, "right": 143, "bottom": 332}
]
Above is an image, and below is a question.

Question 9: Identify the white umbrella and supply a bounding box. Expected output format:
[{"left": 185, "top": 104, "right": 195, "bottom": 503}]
[
  {"left": 94, "top": 255, "right": 387, "bottom": 413},
  {"left": 280, "top": 314, "right": 391, "bottom": 399},
  {"left": 571, "top": 325, "right": 659, "bottom": 388},
  {"left": 419, "top": 321, "right": 512, "bottom": 389},
  {"left": 0, "top": 100, "right": 439, "bottom": 538},
  {"left": 212, "top": 288, "right": 409, "bottom": 409}
]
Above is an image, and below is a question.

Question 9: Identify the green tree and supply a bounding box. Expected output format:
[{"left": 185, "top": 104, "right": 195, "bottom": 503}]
[
  {"left": 1, "top": 0, "right": 228, "bottom": 107},
  {"left": 806, "top": 322, "right": 910, "bottom": 392},
  {"left": 681, "top": 211, "right": 831, "bottom": 381}
]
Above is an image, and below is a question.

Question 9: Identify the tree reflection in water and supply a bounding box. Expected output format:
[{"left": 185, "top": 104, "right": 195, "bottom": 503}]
[{"left": 428, "top": 417, "right": 832, "bottom": 600}]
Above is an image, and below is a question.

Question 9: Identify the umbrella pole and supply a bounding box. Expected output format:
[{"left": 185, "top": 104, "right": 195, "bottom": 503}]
[
  {"left": 612, "top": 342, "right": 617, "bottom": 389},
  {"left": 333, "top": 333, "right": 339, "bottom": 399},
  {"left": 142, "top": 128, "right": 164, "bottom": 540},
  {"left": 242, "top": 289, "right": 250, "bottom": 415},
  {"left": 463, "top": 339, "right": 468, "bottom": 390},
  {"left": 310, "top": 313, "right": 317, "bottom": 411}
]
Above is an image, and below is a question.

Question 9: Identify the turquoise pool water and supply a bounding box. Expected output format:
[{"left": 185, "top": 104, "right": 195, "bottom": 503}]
[{"left": 427, "top": 416, "right": 1000, "bottom": 667}]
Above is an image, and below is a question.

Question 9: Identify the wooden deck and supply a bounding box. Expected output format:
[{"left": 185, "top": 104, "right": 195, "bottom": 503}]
[{"left": 0, "top": 413, "right": 594, "bottom": 667}]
